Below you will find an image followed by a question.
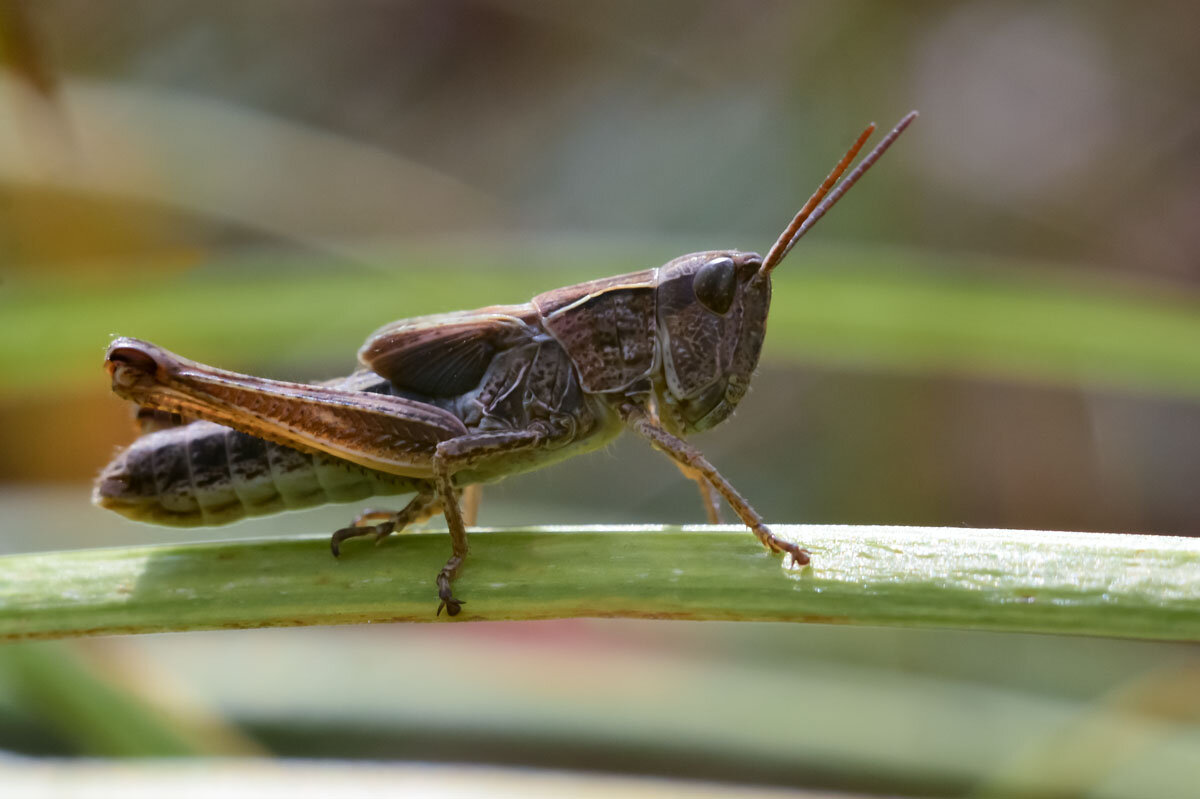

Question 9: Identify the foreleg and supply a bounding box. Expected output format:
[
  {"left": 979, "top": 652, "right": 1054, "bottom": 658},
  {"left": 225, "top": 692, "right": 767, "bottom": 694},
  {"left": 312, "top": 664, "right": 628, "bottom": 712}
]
[{"left": 623, "top": 405, "right": 809, "bottom": 565}]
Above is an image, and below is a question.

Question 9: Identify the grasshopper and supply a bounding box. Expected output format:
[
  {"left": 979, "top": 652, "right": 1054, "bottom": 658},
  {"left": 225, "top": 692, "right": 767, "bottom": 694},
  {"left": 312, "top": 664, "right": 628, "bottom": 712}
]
[{"left": 95, "top": 111, "right": 917, "bottom": 615}]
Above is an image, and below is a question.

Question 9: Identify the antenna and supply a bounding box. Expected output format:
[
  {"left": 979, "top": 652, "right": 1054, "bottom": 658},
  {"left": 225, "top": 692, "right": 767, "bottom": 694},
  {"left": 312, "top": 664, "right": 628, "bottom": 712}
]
[{"left": 760, "top": 110, "right": 918, "bottom": 276}]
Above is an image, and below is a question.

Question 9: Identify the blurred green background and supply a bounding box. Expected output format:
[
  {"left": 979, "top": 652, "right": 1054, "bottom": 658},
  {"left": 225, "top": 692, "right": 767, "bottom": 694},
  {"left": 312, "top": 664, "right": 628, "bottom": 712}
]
[{"left": 0, "top": 1, "right": 1198, "bottom": 797}]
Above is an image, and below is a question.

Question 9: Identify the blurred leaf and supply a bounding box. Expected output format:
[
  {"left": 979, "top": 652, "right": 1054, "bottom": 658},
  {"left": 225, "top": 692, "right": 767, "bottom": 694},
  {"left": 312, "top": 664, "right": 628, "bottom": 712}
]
[
  {"left": 0, "top": 758, "right": 884, "bottom": 798},
  {"left": 0, "top": 1, "right": 58, "bottom": 100},
  {"left": 77, "top": 625, "right": 1198, "bottom": 798},
  {"left": 0, "top": 641, "right": 259, "bottom": 756},
  {"left": 2, "top": 242, "right": 1198, "bottom": 399},
  {"left": 775, "top": 247, "right": 1200, "bottom": 397}
]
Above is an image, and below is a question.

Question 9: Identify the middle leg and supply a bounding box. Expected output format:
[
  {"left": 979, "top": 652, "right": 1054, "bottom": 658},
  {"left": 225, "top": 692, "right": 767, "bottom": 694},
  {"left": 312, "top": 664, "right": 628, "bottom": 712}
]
[
  {"left": 329, "top": 486, "right": 439, "bottom": 557},
  {"left": 674, "top": 461, "right": 722, "bottom": 524}
]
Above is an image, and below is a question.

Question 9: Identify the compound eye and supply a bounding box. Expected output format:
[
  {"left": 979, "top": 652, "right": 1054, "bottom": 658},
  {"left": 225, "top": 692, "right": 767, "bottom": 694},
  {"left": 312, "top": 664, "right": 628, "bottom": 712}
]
[{"left": 693, "top": 256, "right": 737, "bottom": 315}]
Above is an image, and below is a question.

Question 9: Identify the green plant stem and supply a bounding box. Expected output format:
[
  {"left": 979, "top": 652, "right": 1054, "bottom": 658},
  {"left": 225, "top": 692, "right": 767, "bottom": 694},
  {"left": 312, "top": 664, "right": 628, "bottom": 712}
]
[{"left": 1, "top": 526, "right": 1197, "bottom": 642}]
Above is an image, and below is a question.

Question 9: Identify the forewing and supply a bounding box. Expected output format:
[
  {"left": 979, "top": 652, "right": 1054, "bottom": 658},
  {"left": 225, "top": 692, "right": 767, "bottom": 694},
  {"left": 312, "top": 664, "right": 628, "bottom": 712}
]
[
  {"left": 106, "top": 338, "right": 467, "bottom": 478},
  {"left": 359, "top": 306, "right": 538, "bottom": 396}
]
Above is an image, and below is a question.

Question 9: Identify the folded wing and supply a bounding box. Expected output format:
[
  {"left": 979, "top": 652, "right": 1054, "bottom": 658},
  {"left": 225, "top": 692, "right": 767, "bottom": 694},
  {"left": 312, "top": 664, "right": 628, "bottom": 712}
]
[{"left": 358, "top": 306, "right": 539, "bottom": 397}]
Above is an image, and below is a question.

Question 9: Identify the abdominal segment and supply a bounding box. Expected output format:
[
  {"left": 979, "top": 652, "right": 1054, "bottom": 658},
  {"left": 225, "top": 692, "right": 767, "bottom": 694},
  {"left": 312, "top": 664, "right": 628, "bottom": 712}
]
[{"left": 93, "top": 420, "right": 416, "bottom": 526}]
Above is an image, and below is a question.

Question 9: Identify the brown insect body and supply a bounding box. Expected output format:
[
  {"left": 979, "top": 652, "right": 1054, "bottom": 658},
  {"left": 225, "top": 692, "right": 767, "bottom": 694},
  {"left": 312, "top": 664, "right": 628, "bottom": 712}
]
[{"left": 96, "top": 112, "right": 917, "bottom": 615}]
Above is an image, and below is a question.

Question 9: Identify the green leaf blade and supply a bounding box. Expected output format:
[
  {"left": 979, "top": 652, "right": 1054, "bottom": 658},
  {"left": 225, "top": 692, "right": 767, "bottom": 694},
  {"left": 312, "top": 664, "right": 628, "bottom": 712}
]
[{"left": 3, "top": 526, "right": 1197, "bottom": 642}]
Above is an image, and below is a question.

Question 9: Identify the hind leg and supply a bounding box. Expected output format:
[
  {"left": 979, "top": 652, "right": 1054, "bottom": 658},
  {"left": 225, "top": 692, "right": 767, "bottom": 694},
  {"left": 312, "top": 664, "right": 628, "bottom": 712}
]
[{"left": 430, "top": 428, "right": 548, "bottom": 616}]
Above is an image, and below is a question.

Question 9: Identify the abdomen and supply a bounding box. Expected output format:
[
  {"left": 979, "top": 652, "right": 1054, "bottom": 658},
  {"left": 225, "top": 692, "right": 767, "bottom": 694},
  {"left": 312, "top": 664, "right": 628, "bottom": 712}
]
[{"left": 94, "top": 419, "right": 417, "bottom": 526}]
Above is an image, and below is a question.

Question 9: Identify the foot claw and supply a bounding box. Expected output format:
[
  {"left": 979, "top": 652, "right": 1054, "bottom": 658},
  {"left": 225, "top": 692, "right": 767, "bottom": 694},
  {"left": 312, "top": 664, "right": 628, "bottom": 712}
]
[
  {"left": 789, "top": 547, "right": 811, "bottom": 566},
  {"left": 758, "top": 526, "right": 810, "bottom": 566},
  {"left": 437, "top": 597, "right": 464, "bottom": 617},
  {"left": 329, "top": 521, "right": 395, "bottom": 558},
  {"left": 329, "top": 527, "right": 355, "bottom": 558},
  {"left": 762, "top": 538, "right": 811, "bottom": 566}
]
